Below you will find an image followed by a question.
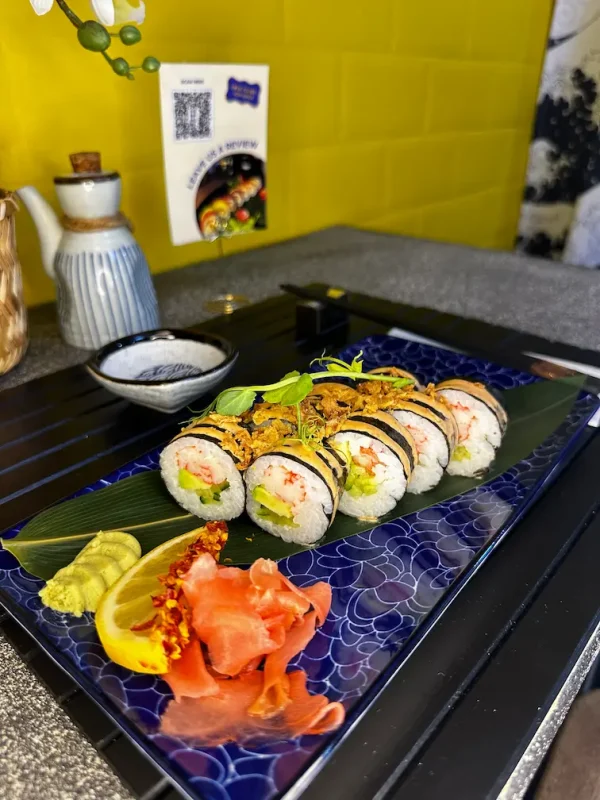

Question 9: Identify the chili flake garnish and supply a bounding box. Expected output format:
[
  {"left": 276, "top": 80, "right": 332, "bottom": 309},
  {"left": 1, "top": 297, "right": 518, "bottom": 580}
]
[{"left": 130, "top": 521, "right": 228, "bottom": 664}]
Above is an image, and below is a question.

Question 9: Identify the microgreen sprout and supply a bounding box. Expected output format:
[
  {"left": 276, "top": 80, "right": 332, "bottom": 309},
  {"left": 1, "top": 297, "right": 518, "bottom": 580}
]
[{"left": 192, "top": 354, "right": 414, "bottom": 422}]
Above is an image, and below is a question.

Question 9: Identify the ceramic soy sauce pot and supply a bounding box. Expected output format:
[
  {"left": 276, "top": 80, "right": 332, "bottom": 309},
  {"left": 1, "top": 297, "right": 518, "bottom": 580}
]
[{"left": 18, "top": 152, "right": 159, "bottom": 350}]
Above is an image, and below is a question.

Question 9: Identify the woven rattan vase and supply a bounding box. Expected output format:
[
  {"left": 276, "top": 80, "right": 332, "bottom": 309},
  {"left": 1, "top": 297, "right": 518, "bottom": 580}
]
[{"left": 0, "top": 191, "right": 27, "bottom": 375}]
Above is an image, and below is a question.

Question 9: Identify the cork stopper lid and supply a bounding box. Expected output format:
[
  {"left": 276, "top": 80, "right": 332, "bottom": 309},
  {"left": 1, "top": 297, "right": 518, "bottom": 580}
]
[
  {"left": 54, "top": 152, "right": 119, "bottom": 185},
  {"left": 70, "top": 152, "right": 102, "bottom": 174}
]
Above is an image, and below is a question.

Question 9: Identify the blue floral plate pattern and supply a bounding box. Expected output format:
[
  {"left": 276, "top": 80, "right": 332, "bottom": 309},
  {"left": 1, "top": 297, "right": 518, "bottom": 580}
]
[{"left": 0, "top": 334, "right": 598, "bottom": 800}]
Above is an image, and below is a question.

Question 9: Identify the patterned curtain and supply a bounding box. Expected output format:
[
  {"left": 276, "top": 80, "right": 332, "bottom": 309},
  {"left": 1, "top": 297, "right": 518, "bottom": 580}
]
[{"left": 517, "top": 0, "right": 600, "bottom": 267}]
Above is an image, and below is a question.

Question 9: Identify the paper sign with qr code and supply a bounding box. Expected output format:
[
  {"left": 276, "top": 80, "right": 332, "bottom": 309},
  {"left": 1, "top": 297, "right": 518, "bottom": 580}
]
[{"left": 159, "top": 63, "right": 269, "bottom": 246}]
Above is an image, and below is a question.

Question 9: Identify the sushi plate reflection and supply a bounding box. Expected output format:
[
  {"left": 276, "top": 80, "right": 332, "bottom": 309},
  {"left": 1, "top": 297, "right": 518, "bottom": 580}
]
[{"left": 0, "top": 334, "right": 598, "bottom": 800}]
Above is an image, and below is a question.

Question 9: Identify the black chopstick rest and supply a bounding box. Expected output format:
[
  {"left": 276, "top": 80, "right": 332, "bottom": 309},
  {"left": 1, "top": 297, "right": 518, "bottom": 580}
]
[{"left": 295, "top": 289, "right": 349, "bottom": 339}]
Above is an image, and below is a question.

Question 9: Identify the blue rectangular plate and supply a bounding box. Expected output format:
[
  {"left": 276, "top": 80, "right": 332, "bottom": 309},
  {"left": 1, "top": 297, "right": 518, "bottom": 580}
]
[{"left": 0, "top": 334, "right": 598, "bottom": 800}]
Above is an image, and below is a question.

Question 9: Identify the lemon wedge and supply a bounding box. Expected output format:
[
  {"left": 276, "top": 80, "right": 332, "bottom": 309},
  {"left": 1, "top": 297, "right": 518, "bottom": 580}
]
[{"left": 95, "top": 529, "right": 205, "bottom": 674}]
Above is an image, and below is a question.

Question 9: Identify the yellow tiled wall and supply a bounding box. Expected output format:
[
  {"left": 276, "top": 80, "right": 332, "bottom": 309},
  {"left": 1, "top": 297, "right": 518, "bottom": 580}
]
[{"left": 2, "top": 0, "right": 553, "bottom": 306}]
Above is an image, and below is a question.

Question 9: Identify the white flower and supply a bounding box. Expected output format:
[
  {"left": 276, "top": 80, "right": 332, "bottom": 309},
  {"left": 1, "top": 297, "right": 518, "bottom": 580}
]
[
  {"left": 29, "top": 0, "right": 54, "bottom": 14},
  {"left": 29, "top": 0, "right": 146, "bottom": 24},
  {"left": 90, "top": 0, "right": 146, "bottom": 26}
]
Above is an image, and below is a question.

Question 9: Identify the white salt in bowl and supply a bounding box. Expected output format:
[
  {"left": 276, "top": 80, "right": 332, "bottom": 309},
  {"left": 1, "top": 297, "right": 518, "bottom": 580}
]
[{"left": 86, "top": 329, "right": 238, "bottom": 413}]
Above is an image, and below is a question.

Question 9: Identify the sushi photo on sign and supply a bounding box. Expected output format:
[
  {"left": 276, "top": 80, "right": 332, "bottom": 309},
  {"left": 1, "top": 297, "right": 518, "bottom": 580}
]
[
  {"left": 196, "top": 154, "right": 266, "bottom": 241},
  {"left": 159, "top": 63, "right": 269, "bottom": 246}
]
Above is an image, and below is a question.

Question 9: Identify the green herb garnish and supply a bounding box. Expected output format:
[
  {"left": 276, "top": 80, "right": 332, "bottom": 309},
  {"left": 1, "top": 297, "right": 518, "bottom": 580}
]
[
  {"left": 196, "top": 351, "right": 413, "bottom": 419},
  {"left": 194, "top": 352, "right": 414, "bottom": 421}
]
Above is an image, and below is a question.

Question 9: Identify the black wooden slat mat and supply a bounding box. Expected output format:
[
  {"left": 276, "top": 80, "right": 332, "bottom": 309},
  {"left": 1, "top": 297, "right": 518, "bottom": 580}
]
[
  {"left": 0, "top": 387, "right": 121, "bottom": 445},
  {"left": 0, "top": 366, "right": 98, "bottom": 416}
]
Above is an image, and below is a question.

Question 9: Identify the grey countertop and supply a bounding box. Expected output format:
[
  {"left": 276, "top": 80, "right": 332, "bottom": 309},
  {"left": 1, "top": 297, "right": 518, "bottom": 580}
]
[
  {"left": 1, "top": 227, "right": 599, "bottom": 799},
  {"left": 3, "top": 226, "right": 600, "bottom": 393}
]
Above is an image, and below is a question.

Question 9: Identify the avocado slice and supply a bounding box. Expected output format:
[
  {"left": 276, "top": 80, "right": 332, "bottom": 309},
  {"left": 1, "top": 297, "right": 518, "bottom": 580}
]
[
  {"left": 179, "top": 468, "right": 212, "bottom": 492},
  {"left": 179, "top": 469, "right": 229, "bottom": 503},
  {"left": 252, "top": 485, "right": 294, "bottom": 519},
  {"left": 452, "top": 444, "right": 470, "bottom": 462}
]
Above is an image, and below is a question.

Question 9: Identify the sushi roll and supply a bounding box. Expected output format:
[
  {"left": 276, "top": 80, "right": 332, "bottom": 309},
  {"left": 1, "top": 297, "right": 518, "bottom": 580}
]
[
  {"left": 160, "top": 415, "right": 253, "bottom": 520},
  {"left": 381, "top": 392, "right": 458, "bottom": 494},
  {"left": 245, "top": 440, "right": 346, "bottom": 545},
  {"left": 199, "top": 209, "right": 220, "bottom": 238},
  {"left": 435, "top": 379, "right": 508, "bottom": 477},
  {"left": 328, "top": 410, "right": 417, "bottom": 519},
  {"left": 211, "top": 198, "right": 232, "bottom": 217},
  {"left": 230, "top": 189, "right": 246, "bottom": 207}
]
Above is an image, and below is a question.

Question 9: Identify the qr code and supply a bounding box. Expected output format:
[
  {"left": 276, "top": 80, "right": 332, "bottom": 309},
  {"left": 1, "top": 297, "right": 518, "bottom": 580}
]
[{"left": 173, "top": 90, "right": 213, "bottom": 141}]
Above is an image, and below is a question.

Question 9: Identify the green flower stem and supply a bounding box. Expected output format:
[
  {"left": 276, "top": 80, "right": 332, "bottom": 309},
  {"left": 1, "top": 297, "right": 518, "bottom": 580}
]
[
  {"left": 55, "top": 0, "right": 82, "bottom": 28},
  {"left": 334, "top": 372, "right": 412, "bottom": 384},
  {"left": 236, "top": 370, "right": 412, "bottom": 394},
  {"left": 51, "top": 0, "right": 157, "bottom": 79}
]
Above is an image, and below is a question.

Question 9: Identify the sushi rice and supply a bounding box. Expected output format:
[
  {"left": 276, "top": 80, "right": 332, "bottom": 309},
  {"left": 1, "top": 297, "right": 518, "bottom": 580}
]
[
  {"left": 245, "top": 440, "right": 345, "bottom": 545},
  {"left": 160, "top": 417, "right": 251, "bottom": 521},
  {"left": 329, "top": 411, "right": 417, "bottom": 519},
  {"left": 386, "top": 393, "right": 458, "bottom": 494},
  {"left": 435, "top": 379, "right": 507, "bottom": 478}
]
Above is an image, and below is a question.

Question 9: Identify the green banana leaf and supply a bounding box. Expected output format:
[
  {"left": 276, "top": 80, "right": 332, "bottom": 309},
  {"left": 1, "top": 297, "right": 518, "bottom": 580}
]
[{"left": 2, "top": 377, "right": 586, "bottom": 580}]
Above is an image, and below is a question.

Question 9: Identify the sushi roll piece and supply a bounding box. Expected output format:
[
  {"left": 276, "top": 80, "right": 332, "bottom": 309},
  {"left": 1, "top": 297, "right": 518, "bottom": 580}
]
[
  {"left": 211, "top": 198, "right": 233, "bottom": 217},
  {"left": 160, "top": 415, "right": 253, "bottom": 520},
  {"left": 435, "top": 379, "right": 508, "bottom": 477},
  {"left": 245, "top": 440, "right": 346, "bottom": 544},
  {"left": 199, "top": 209, "right": 220, "bottom": 238},
  {"left": 382, "top": 392, "right": 458, "bottom": 494},
  {"left": 329, "top": 410, "right": 417, "bottom": 519},
  {"left": 250, "top": 178, "right": 262, "bottom": 197},
  {"left": 230, "top": 189, "right": 246, "bottom": 207}
]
